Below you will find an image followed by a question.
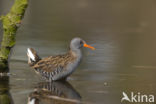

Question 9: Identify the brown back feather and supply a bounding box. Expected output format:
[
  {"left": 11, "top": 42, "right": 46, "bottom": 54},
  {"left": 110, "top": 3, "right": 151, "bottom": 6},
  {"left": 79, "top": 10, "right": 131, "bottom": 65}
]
[{"left": 32, "top": 50, "right": 76, "bottom": 72}]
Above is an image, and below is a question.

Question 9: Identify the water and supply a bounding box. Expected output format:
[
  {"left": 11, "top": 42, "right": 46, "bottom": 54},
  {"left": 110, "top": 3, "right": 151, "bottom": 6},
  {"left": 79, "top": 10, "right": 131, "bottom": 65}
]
[{"left": 0, "top": 0, "right": 156, "bottom": 104}]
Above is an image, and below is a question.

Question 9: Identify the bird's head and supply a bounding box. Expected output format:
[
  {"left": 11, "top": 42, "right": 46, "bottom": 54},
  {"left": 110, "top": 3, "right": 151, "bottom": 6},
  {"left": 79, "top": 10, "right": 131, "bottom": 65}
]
[{"left": 70, "top": 37, "right": 95, "bottom": 51}]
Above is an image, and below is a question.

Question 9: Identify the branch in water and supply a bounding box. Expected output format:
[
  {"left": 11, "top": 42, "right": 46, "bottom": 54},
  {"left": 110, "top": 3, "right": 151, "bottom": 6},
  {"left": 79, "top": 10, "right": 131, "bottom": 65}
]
[{"left": 0, "top": 0, "right": 28, "bottom": 72}]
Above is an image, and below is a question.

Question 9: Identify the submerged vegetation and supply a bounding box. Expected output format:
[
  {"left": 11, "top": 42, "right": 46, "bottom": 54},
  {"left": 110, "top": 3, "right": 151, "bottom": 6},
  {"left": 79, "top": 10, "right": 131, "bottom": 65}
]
[{"left": 0, "top": 0, "right": 28, "bottom": 72}]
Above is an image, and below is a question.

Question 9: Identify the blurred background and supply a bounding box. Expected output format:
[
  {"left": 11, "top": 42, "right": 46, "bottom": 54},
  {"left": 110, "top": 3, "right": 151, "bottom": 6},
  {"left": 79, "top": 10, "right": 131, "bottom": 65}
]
[{"left": 0, "top": 0, "right": 156, "bottom": 104}]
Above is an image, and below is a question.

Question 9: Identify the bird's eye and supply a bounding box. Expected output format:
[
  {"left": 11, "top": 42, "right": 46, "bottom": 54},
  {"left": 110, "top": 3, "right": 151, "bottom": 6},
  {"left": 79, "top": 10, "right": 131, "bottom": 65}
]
[{"left": 80, "top": 41, "right": 83, "bottom": 45}]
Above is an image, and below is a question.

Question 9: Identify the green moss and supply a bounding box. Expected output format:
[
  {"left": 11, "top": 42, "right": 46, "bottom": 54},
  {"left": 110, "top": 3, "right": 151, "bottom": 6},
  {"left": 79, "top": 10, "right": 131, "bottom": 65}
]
[{"left": 0, "top": 0, "right": 28, "bottom": 72}]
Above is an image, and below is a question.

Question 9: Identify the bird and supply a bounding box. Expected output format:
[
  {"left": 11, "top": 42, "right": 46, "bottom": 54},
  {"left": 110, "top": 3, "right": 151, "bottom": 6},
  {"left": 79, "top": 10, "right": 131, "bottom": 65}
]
[{"left": 27, "top": 37, "right": 95, "bottom": 81}]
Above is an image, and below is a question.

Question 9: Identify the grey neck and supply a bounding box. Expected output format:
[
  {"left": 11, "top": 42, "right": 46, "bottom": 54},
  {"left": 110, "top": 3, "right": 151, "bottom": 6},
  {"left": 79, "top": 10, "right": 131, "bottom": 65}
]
[{"left": 71, "top": 48, "right": 82, "bottom": 61}]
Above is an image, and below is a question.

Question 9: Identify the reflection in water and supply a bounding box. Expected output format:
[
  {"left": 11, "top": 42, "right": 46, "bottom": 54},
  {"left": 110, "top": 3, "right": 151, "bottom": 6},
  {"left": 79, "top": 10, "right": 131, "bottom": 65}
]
[
  {"left": 0, "top": 76, "right": 14, "bottom": 104},
  {"left": 28, "top": 81, "right": 81, "bottom": 104}
]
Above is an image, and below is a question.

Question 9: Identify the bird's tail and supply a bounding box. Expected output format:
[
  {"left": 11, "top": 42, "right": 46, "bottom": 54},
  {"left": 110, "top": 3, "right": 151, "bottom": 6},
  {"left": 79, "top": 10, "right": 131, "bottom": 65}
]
[{"left": 27, "top": 48, "right": 41, "bottom": 67}]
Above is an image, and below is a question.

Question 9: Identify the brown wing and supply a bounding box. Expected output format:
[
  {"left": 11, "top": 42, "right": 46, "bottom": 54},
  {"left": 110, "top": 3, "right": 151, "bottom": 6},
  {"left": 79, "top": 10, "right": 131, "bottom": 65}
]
[{"left": 33, "top": 51, "right": 76, "bottom": 72}]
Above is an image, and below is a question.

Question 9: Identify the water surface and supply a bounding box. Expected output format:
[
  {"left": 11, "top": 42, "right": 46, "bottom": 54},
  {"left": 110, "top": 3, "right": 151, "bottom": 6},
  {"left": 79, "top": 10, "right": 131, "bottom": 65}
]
[{"left": 0, "top": 0, "right": 156, "bottom": 104}]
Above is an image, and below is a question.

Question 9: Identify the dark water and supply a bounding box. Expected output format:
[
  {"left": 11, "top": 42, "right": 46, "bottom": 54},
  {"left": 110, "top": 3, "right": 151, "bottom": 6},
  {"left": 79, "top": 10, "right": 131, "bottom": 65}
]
[{"left": 0, "top": 0, "right": 156, "bottom": 104}]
